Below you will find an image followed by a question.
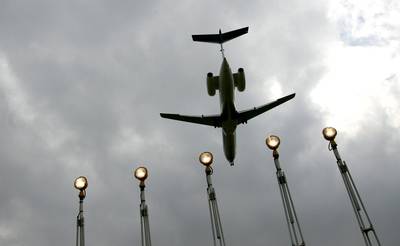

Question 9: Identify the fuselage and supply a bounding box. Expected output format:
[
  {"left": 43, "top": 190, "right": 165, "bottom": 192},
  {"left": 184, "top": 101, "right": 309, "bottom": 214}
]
[{"left": 218, "top": 58, "right": 237, "bottom": 165}]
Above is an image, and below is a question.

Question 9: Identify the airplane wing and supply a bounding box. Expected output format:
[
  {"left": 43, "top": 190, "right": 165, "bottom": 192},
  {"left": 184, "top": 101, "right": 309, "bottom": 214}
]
[
  {"left": 160, "top": 113, "right": 222, "bottom": 128},
  {"left": 236, "top": 93, "right": 296, "bottom": 124}
]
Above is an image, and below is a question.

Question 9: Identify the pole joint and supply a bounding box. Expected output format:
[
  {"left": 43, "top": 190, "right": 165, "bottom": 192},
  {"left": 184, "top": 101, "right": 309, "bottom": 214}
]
[
  {"left": 273, "top": 150, "right": 279, "bottom": 159},
  {"left": 338, "top": 163, "right": 348, "bottom": 173},
  {"left": 205, "top": 166, "right": 213, "bottom": 175},
  {"left": 208, "top": 187, "right": 216, "bottom": 200},
  {"left": 330, "top": 140, "right": 337, "bottom": 150},
  {"left": 362, "top": 226, "right": 373, "bottom": 233},
  {"left": 140, "top": 202, "right": 147, "bottom": 214},
  {"left": 278, "top": 173, "right": 287, "bottom": 184}
]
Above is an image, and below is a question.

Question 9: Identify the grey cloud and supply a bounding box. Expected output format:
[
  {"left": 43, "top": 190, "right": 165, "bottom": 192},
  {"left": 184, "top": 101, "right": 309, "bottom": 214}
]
[{"left": 0, "top": 0, "right": 398, "bottom": 246}]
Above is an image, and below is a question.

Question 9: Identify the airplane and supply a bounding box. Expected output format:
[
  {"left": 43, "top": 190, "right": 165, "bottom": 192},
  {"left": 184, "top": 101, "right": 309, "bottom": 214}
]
[{"left": 160, "top": 27, "right": 295, "bottom": 166}]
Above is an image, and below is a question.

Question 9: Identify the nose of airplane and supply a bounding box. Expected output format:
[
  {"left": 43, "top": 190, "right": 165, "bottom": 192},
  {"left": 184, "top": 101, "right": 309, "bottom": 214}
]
[{"left": 225, "top": 151, "right": 235, "bottom": 165}]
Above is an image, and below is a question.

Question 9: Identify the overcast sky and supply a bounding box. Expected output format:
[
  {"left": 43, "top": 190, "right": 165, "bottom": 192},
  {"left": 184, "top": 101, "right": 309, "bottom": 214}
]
[{"left": 0, "top": 0, "right": 399, "bottom": 246}]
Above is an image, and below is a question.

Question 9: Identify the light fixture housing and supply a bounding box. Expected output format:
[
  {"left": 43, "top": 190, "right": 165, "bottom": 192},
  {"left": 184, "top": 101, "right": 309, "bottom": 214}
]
[
  {"left": 199, "top": 152, "right": 213, "bottom": 166},
  {"left": 74, "top": 176, "right": 88, "bottom": 191},
  {"left": 266, "top": 135, "right": 281, "bottom": 150},
  {"left": 322, "top": 127, "right": 337, "bottom": 141},
  {"left": 134, "top": 166, "right": 148, "bottom": 181}
]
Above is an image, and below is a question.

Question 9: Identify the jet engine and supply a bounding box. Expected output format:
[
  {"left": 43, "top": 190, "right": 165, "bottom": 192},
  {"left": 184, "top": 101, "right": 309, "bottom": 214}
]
[
  {"left": 207, "top": 72, "right": 216, "bottom": 96},
  {"left": 234, "top": 68, "right": 246, "bottom": 92}
]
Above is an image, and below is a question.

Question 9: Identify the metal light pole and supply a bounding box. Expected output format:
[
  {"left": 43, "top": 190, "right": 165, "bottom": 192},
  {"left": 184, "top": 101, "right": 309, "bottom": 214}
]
[
  {"left": 199, "top": 152, "right": 226, "bottom": 246},
  {"left": 266, "top": 135, "right": 306, "bottom": 246},
  {"left": 134, "top": 167, "right": 152, "bottom": 246},
  {"left": 74, "top": 176, "right": 88, "bottom": 246},
  {"left": 322, "top": 127, "right": 381, "bottom": 246}
]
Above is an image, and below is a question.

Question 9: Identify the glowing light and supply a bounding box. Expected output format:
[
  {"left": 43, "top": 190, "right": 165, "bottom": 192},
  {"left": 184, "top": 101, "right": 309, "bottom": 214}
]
[
  {"left": 74, "top": 176, "right": 88, "bottom": 190},
  {"left": 322, "top": 127, "right": 337, "bottom": 141},
  {"left": 266, "top": 135, "right": 280, "bottom": 150},
  {"left": 134, "top": 167, "right": 148, "bottom": 181},
  {"left": 199, "top": 152, "right": 213, "bottom": 166}
]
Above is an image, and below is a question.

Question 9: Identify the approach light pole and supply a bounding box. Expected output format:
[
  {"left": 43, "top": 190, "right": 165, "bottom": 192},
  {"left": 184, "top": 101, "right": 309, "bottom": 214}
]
[
  {"left": 199, "top": 152, "right": 226, "bottom": 246},
  {"left": 266, "top": 135, "right": 306, "bottom": 246},
  {"left": 74, "top": 176, "right": 88, "bottom": 246},
  {"left": 134, "top": 166, "right": 152, "bottom": 246},
  {"left": 322, "top": 127, "right": 381, "bottom": 246}
]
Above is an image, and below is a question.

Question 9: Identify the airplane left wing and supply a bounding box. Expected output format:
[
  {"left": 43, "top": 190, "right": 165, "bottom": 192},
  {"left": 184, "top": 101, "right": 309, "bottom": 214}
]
[
  {"left": 160, "top": 113, "right": 222, "bottom": 128},
  {"left": 236, "top": 93, "right": 295, "bottom": 124}
]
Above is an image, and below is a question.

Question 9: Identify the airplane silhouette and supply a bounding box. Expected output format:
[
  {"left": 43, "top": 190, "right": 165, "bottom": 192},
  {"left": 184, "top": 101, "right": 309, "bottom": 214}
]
[{"left": 160, "top": 27, "right": 295, "bottom": 166}]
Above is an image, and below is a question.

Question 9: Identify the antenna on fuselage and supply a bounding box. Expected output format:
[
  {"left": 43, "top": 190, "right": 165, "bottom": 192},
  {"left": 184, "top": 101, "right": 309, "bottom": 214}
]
[
  {"left": 219, "top": 29, "right": 225, "bottom": 58},
  {"left": 192, "top": 26, "right": 249, "bottom": 59}
]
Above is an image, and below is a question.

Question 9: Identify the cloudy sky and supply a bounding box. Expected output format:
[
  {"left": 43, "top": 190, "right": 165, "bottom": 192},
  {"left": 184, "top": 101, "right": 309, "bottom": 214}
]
[{"left": 0, "top": 0, "right": 399, "bottom": 245}]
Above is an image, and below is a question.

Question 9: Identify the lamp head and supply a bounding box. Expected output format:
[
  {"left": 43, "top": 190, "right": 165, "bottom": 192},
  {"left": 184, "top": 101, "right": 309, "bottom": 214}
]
[
  {"left": 74, "top": 176, "right": 88, "bottom": 191},
  {"left": 266, "top": 135, "right": 281, "bottom": 150},
  {"left": 134, "top": 167, "right": 148, "bottom": 181},
  {"left": 322, "top": 127, "right": 337, "bottom": 141},
  {"left": 199, "top": 152, "right": 213, "bottom": 166}
]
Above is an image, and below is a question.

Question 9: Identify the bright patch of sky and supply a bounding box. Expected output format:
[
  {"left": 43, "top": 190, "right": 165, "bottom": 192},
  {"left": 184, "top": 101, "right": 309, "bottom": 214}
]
[
  {"left": 328, "top": 0, "right": 400, "bottom": 46},
  {"left": 0, "top": 54, "right": 36, "bottom": 123},
  {"left": 0, "top": 54, "right": 76, "bottom": 151},
  {"left": 264, "top": 77, "right": 283, "bottom": 99},
  {"left": 0, "top": 224, "right": 15, "bottom": 241},
  {"left": 311, "top": 0, "right": 400, "bottom": 137}
]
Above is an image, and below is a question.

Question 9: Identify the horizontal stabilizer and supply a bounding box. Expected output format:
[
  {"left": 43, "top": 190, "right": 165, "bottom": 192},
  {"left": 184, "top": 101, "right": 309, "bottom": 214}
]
[
  {"left": 192, "top": 27, "right": 249, "bottom": 44},
  {"left": 236, "top": 93, "right": 296, "bottom": 124},
  {"left": 160, "top": 113, "right": 222, "bottom": 128}
]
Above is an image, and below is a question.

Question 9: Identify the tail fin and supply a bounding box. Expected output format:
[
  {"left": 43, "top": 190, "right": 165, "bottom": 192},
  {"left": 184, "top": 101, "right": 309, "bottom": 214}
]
[{"left": 192, "top": 27, "right": 249, "bottom": 44}]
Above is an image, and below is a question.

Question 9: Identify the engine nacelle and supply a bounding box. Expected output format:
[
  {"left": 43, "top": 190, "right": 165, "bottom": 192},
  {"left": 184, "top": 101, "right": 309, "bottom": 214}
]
[
  {"left": 207, "top": 72, "right": 216, "bottom": 96},
  {"left": 234, "top": 68, "right": 246, "bottom": 92}
]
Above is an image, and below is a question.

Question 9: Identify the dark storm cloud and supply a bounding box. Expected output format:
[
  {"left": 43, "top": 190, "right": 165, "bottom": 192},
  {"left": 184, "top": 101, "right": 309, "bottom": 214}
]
[{"left": 0, "top": 0, "right": 398, "bottom": 246}]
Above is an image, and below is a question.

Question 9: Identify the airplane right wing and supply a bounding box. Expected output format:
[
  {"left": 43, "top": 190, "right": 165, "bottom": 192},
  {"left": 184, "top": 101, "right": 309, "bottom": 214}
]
[
  {"left": 160, "top": 113, "right": 222, "bottom": 128},
  {"left": 236, "top": 93, "right": 296, "bottom": 124}
]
